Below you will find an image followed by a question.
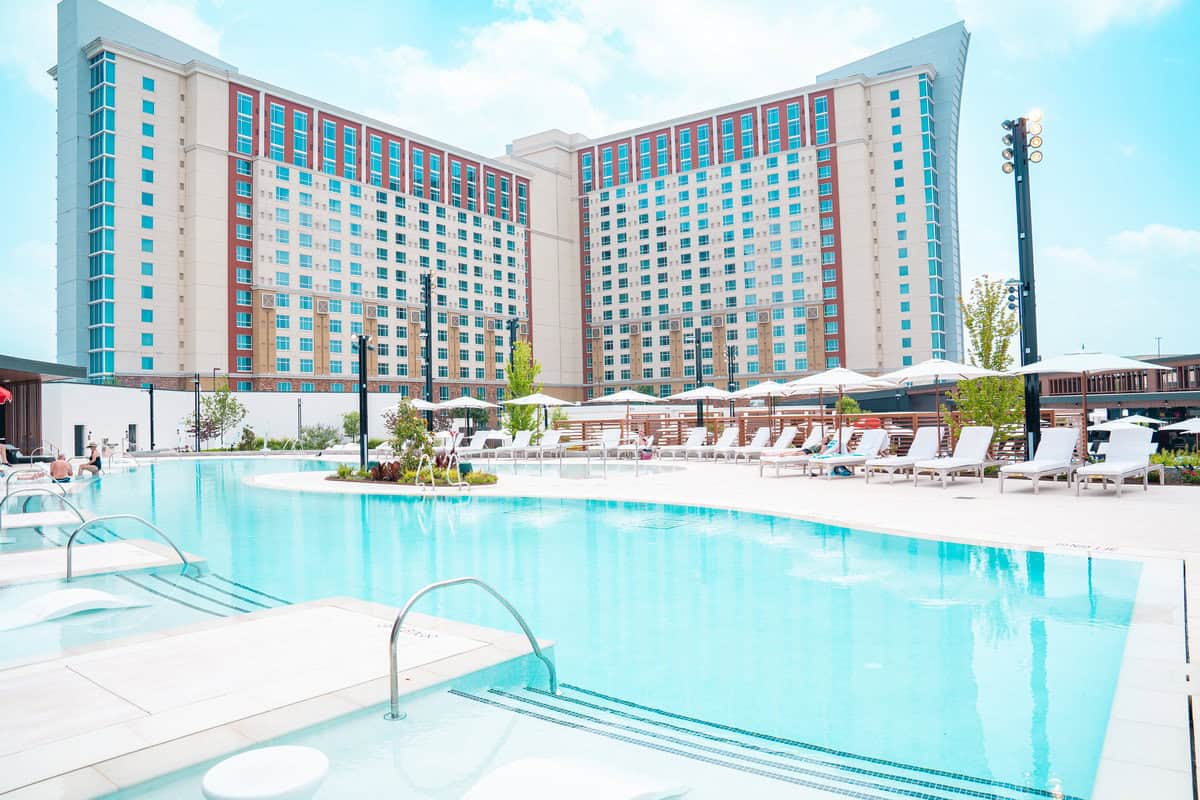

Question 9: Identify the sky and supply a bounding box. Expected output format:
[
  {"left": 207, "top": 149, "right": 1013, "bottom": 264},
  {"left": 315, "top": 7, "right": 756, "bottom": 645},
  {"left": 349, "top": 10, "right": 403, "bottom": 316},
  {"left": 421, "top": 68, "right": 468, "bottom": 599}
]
[{"left": 0, "top": 0, "right": 1196, "bottom": 364}]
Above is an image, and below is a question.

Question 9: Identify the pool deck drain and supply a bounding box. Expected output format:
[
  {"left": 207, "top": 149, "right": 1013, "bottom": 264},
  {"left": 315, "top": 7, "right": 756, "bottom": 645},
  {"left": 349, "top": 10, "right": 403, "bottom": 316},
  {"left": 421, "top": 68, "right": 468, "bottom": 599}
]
[
  {"left": 0, "top": 597, "right": 549, "bottom": 798},
  {"left": 0, "top": 540, "right": 206, "bottom": 586}
]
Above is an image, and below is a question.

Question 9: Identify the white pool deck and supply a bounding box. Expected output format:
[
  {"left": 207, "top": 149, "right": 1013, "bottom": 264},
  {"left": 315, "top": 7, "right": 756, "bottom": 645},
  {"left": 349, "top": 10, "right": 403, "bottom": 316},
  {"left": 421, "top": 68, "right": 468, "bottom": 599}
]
[
  {"left": 0, "top": 540, "right": 204, "bottom": 586},
  {"left": 0, "top": 598, "right": 548, "bottom": 798},
  {"left": 248, "top": 461, "right": 1200, "bottom": 799}
]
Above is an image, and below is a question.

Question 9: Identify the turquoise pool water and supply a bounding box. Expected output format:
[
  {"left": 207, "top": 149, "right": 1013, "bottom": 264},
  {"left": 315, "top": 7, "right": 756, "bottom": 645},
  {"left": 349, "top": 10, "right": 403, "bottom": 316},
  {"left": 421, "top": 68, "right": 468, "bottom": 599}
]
[{"left": 70, "top": 459, "right": 1139, "bottom": 796}]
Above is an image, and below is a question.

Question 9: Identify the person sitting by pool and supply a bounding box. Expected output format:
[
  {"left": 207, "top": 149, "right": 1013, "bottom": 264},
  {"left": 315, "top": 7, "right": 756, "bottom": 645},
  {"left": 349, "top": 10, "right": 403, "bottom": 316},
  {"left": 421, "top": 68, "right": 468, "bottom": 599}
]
[
  {"left": 50, "top": 454, "right": 72, "bottom": 483},
  {"left": 76, "top": 444, "right": 102, "bottom": 477}
]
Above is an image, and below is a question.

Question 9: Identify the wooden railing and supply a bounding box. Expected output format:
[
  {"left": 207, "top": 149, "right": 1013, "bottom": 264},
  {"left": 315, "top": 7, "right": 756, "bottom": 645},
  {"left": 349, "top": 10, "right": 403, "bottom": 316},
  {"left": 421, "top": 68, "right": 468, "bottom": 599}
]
[{"left": 555, "top": 409, "right": 1072, "bottom": 462}]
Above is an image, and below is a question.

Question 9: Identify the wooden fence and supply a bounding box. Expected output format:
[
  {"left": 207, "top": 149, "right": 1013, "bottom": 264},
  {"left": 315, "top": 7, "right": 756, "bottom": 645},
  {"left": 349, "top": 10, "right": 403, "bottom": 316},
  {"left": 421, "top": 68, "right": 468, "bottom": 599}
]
[{"left": 554, "top": 408, "right": 1076, "bottom": 462}]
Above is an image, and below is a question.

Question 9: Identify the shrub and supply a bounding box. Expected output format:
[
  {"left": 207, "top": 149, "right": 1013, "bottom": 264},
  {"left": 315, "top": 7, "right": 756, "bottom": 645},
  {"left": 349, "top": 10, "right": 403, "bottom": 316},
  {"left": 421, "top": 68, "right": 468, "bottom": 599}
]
[
  {"left": 368, "top": 437, "right": 385, "bottom": 449},
  {"left": 400, "top": 467, "right": 498, "bottom": 486},
  {"left": 299, "top": 423, "right": 340, "bottom": 450},
  {"left": 382, "top": 400, "right": 433, "bottom": 472},
  {"left": 369, "top": 461, "right": 403, "bottom": 482},
  {"left": 341, "top": 411, "right": 360, "bottom": 439},
  {"left": 335, "top": 463, "right": 353, "bottom": 479},
  {"left": 236, "top": 426, "right": 259, "bottom": 451}
]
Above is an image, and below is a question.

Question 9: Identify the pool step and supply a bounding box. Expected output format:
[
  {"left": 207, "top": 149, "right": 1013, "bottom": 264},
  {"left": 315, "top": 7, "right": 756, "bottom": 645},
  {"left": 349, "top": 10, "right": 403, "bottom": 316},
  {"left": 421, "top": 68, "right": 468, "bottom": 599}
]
[
  {"left": 117, "top": 572, "right": 291, "bottom": 617},
  {"left": 451, "top": 684, "right": 1079, "bottom": 800}
]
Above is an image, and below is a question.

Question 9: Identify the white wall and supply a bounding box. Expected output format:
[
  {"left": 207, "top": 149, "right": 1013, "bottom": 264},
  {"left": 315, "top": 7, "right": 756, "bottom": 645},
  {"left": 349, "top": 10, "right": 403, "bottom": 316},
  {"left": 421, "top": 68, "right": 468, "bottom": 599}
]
[{"left": 41, "top": 382, "right": 434, "bottom": 453}]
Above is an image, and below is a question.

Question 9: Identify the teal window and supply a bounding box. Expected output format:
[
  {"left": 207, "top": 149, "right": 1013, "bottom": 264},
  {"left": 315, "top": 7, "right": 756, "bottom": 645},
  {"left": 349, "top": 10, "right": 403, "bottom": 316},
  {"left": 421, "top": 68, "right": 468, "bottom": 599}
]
[
  {"left": 140, "top": 215, "right": 153, "bottom": 229},
  {"left": 236, "top": 380, "right": 252, "bottom": 390},
  {"left": 142, "top": 99, "right": 155, "bottom": 114},
  {"left": 141, "top": 169, "right": 154, "bottom": 183},
  {"left": 141, "top": 145, "right": 153, "bottom": 160},
  {"left": 141, "top": 333, "right": 153, "bottom": 346},
  {"left": 141, "top": 309, "right": 153, "bottom": 322},
  {"left": 891, "top": 124, "right": 901, "bottom": 135},
  {"left": 140, "top": 357, "right": 154, "bottom": 370},
  {"left": 142, "top": 76, "right": 155, "bottom": 91},
  {"left": 142, "top": 122, "right": 154, "bottom": 137},
  {"left": 140, "top": 285, "right": 154, "bottom": 299},
  {"left": 889, "top": 88, "right": 899, "bottom": 101},
  {"left": 140, "top": 238, "right": 153, "bottom": 252},
  {"left": 141, "top": 192, "right": 153, "bottom": 206},
  {"left": 140, "top": 262, "right": 153, "bottom": 275},
  {"left": 890, "top": 107, "right": 900, "bottom": 118}
]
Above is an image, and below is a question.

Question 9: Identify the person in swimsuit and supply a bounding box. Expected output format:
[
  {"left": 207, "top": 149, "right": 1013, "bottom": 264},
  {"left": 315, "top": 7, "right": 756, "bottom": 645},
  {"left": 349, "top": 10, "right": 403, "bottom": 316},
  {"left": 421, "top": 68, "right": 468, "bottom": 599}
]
[
  {"left": 76, "top": 444, "right": 102, "bottom": 477},
  {"left": 50, "top": 454, "right": 72, "bottom": 483}
]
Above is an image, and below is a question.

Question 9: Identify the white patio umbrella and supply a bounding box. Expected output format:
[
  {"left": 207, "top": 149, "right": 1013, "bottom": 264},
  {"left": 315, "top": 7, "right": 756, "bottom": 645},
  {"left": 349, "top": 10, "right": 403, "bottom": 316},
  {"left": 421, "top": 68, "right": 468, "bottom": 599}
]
[
  {"left": 879, "top": 358, "right": 1004, "bottom": 456},
  {"left": 1110, "top": 413, "right": 1162, "bottom": 426},
  {"left": 1089, "top": 420, "right": 1142, "bottom": 432},
  {"left": 504, "top": 392, "right": 575, "bottom": 430},
  {"left": 437, "top": 395, "right": 500, "bottom": 438},
  {"left": 665, "top": 385, "right": 734, "bottom": 427},
  {"left": 1162, "top": 418, "right": 1200, "bottom": 451},
  {"left": 732, "top": 380, "right": 791, "bottom": 428},
  {"left": 584, "top": 389, "right": 662, "bottom": 437},
  {"left": 408, "top": 398, "right": 438, "bottom": 411},
  {"left": 785, "top": 368, "right": 895, "bottom": 453},
  {"left": 1010, "top": 352, "right": 1171, "bottom": 453}
]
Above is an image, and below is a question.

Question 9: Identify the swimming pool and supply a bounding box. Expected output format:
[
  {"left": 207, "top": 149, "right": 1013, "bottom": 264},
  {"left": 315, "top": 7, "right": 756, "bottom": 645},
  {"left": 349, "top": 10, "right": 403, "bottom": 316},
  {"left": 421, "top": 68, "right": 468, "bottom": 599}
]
[{"left": 50, "top": 459, "right": 1144, "bottom": 796}]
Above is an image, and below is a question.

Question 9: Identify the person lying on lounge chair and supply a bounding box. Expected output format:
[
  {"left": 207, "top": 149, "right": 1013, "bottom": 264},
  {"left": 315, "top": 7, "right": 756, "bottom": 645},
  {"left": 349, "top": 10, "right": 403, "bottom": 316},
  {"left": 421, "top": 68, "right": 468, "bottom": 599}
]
[{"left": 50, "top": 454, "right": 72, "bottom": 483}]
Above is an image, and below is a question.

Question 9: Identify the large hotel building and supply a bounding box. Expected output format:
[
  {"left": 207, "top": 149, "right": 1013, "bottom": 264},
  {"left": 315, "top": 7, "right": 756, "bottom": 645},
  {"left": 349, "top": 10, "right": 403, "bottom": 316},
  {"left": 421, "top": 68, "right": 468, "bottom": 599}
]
[{"left": 54, "top": 0, "right": 969, "bottom": 400}]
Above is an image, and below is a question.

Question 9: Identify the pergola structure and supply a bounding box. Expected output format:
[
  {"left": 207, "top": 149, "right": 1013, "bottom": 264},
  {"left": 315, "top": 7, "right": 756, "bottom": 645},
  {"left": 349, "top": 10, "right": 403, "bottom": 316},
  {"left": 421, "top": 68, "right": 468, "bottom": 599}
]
[{"left": 0, "top": 354, "right": 86, "bottom": 452}]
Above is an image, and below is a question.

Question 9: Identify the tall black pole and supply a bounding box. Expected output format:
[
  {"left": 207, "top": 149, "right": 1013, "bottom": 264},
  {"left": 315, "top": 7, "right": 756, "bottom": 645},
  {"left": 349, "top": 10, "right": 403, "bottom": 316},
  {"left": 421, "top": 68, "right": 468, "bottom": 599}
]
[
  {"left": 148, "top": 384, "right": 155, "bottom": 451},
  {"left": 192, "top": 373, "right": 200, "bottom": 452},
  {"left": 1009, "top": 117, "right": 1042, "bottom": 456},
  {"left": 297, "top": 398, "right": 302, "bottom": 443},
  {"left": 726, "top": 344, "right": 736, "bottom": 418},
  {"left": 357, "top": 333, "right": 370, "bottom": 469},
  {"left": 421, "top": 273, "right": 434, "bottom": 430},
  {"left": 691, "top": 331, "right": 704, "bottom": 426}
]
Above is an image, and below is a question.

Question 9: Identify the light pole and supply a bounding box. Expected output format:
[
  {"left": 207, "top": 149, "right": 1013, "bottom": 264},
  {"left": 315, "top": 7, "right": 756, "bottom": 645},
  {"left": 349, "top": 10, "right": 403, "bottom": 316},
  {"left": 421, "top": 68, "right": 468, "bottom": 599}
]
[
  {"left": 211, "top": 367, "right": 221, "bottom": 391},
  {"left": 1155, "top": 336, "right": 1162, "bottom": 357},
  {"left": 684, "top": 329, "right": 704, "bottom": 425},
  {"left": 192, "top": 373, "right": 201, "bottom": 452},
  {"left": 421, "top": 273, "right": 434, "bottom": 430},
  {"left": 297, "top": 397, "right": 302, "bottom": 443},
  {"left": 146, "top": 384, "right": 156, "bottom": 451},
  {"left": 357, "top": 333, "right": 374, "bottom": 469},
  {"left": 726, "top": 344, "right": 737, "bottom": 418},
  {"left": 1002, "top": 110, "right": 1045, "bottom": 456}
]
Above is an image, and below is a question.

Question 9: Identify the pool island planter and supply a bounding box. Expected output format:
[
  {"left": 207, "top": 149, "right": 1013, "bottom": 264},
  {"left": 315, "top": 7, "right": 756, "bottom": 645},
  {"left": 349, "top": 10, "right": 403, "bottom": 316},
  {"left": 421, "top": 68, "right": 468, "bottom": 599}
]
[{"left": 326, "top": 473, "right": 498, "bottom": 488}]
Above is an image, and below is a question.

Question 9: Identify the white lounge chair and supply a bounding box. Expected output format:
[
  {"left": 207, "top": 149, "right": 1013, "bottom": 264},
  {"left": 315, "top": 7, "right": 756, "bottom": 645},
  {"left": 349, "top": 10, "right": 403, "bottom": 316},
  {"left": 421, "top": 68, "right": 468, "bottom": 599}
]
[
  {"left": 913, "top": 426, "right": 994, "bottom": 488},
  {"left": 453, "top": 431, "right": 493, "bottom": 460},
  {"left": 586, "top": 428, "right": 623, "bottom": 460},
  {"left": 686, "top": 427, "right": 737, "bottom": 460},
  {"left": 527, "top": 429, "right": 565, "bottom": 460},
  {"left": 739, "top": 426, "right": 799, "bottom": 464},
  {"left": 1075, "top": 427, "right": 1162, "bottom": 496},
  {"left": 759, "top": 426, "right": 849, "bottom": 477},
  {"left": 865, "top": 427, "right": 939, "bottom": 484},
  {"left": 713, "top": 426, "right": 769, "bottom": 461},
  {"left": 808, "top": 429, "right": 889, "bottom": 479},
  {"left": 658, "top": 427, "right": 706, "bottom": 459},
  {"left": 490, "top": 430, "right": 534, "bottom": 460},
  {"left": 998, "top": 427, "right": 1079, "bottom": 494}
]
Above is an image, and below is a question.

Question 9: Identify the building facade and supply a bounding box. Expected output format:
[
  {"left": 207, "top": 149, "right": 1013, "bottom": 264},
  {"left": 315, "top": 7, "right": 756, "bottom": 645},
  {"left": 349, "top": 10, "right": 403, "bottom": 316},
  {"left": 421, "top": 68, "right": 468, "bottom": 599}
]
[{"left": 54, "top": 0, "right": 968, "bottom": 400}]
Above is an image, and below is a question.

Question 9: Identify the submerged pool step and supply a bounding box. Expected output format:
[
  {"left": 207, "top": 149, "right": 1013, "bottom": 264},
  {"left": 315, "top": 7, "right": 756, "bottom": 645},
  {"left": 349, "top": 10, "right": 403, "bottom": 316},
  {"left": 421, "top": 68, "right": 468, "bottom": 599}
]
[
  {"left": 451, "top": 685, "right": 1079, "bottom": 800},
  {"left": 117, "top": 572, "right": 291, "bottom": 618}
]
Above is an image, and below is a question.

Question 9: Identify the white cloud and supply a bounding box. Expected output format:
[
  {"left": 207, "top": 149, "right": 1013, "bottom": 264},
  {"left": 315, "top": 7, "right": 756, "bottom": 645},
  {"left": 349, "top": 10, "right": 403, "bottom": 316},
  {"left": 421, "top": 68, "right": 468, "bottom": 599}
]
[
  {"left": 0, "top": 240, "right": 57, "bottom": 361},
  {"left": 1038, "top": 224, "right": 1199, "bottom": 354},
  {"left": 351, "top": 0, "right": 893, "bottom": 155},
  {"left": 953, "top": 0, "right": 1179, "bottom": 53},
  {"left": 0, "top": 0, "right": 220, "bottom": 102}
]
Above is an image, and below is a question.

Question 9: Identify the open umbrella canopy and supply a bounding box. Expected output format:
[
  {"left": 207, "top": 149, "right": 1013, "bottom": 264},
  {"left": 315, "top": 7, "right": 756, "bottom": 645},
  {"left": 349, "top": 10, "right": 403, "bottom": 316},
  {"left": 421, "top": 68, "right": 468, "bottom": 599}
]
[
  {"left": 879, "top": 358, "right": 1002, "bottom": 385},
  {"left": 784, "top": 367, "right": 893, "bottom": 395},
  {"left": 1089, "top": 420, "right": 1145, "bottom": 432},
  {"left": 407, "top": 398, "right": 438, "bottom": 411},
  {"left": 437, "top": 396, "right": 499, "bottom": 409},
  {"left": 1161, "top": 418, "right": 1200, "bottom": 433},
  {"left": 1009, "top": 352, "right": 1171, "bottom": 376},
  {"left": 1109, "top": 413, "right": 1163, "bottom": 426},
  {"left": 731, "top": 380, "right": 790, "bottom": 398},
  {"left": 664, "top": 385, "right": 733, "bottom": 402},
  {"left": 584, "top": 389, "right": 662, "bottom": 404},
  {"left": 0, "top": 386, "right": 12, "bottom": 405},
  {"left": 503, "top": 392, "right": 575, "bottom": 407}
]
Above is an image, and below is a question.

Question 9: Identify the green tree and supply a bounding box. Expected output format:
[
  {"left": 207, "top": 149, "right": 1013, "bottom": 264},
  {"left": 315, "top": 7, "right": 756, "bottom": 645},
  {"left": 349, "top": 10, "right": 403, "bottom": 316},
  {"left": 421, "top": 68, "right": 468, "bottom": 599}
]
[
  {"left": 945, "top": 276, "right": 1025, "bottom": 442},
  {"left": 341, "top": 411, "right": 360, "bottom": 439},
  {"left": 183, "top": 385, "right": 247, "bottom": 447},
  {"left": 381, "top": 399, "right": 433, "bottom": 471},
  {"left": 504, "top": 340, "right": 542, "bottom": 436},
  {"left": 835, "top": 395, "right": 863, "bottom": 415},
  {"left": 299, "top": 423, "right": 340, "bottom": 450}
]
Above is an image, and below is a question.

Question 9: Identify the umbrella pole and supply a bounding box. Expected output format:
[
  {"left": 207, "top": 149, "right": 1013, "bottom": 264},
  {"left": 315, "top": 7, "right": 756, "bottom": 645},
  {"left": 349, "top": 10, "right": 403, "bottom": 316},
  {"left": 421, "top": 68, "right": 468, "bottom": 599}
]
[
  {"left": 837, "top": 387, "right": 844, "bottom": 454},
  {"left": 1080, "top": 371, "right": 1089, "bottom": 460},
  {"left": 935, "top": 376, "right": 942, "bottom": 457}
]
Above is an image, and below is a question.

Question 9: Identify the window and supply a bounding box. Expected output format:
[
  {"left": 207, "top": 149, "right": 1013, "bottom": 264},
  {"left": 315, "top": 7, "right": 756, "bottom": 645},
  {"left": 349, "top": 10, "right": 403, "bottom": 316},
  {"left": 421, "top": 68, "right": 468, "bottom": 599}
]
[
  {"left": 140, "top": 261, "right": 153, "bottom": 276},
  {"left": 141, "top": 99, "right": 154, "bottom": 114},
  {"left": 142, "top": 76, "right": 155, "bottom": 91},
  {"left": 140, "top": 357, "right": 154, "bottom": 370},
  {"left": 141, "top": 145, "right": 153, "bottom": 160},
  {"left": 141, "top": 192, "right": 153, "bottom": 206},
  {"left": 140, "top": 215, "right": 153, "bottom": 229},
  {"left": 140, "top": 238, "right": 153, "bottom": 253},
  {"left": 141, "top": 168, "right": 154, "bottom": 183},
  {"left": 142, "top": 122, "right": 154, "bottom": 137},
  {"left": 140, "top": 285, "right": 153, "bottom": 299}
]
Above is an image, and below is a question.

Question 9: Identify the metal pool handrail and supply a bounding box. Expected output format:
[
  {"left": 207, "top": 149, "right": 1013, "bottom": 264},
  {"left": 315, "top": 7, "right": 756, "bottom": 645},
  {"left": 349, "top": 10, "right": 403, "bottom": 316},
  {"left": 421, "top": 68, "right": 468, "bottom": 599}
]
[
  {"left": 65, "top": 514, "right": 191, "bottom": 580},
  {"left": 386, "top": 577, "right": 557, "bottom": 721},
  {"left": 4, "top": 468, "right": 65, "bottom": 496},
  {"left": 0, "top": 487, "right": 83, "bottom": 529}
]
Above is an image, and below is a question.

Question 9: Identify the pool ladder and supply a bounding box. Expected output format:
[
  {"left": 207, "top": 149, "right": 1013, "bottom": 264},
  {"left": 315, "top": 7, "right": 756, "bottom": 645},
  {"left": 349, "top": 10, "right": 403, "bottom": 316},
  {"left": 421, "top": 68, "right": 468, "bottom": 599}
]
[
  {"left": 65, "top": 514, "right": 194, "bottom": 580},
  {"left": 386, "top": 577, "right": 557, "bottom": 721}
]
